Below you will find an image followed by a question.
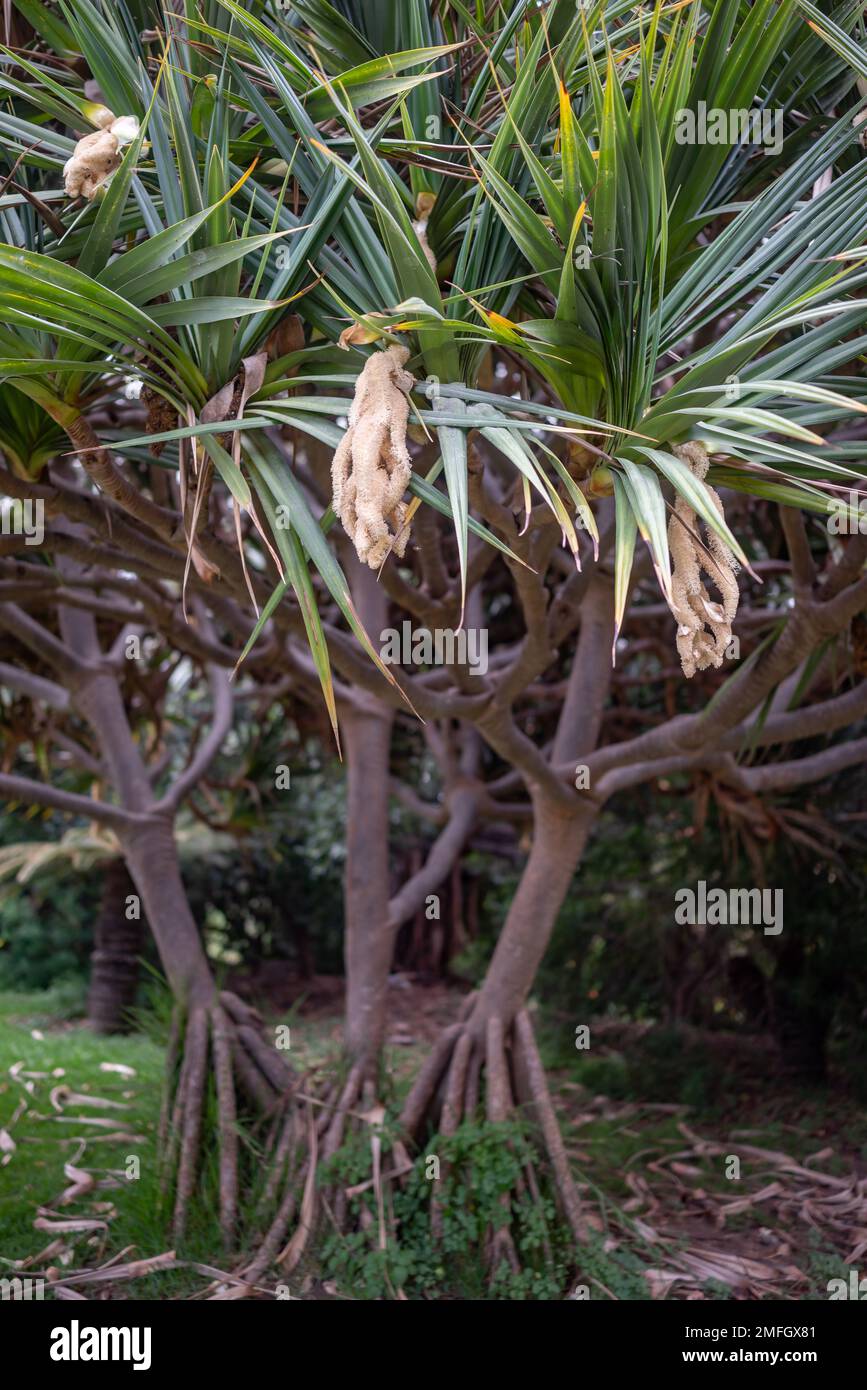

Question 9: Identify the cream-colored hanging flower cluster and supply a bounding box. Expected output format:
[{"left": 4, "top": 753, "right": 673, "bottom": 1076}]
[
  {"left": 331, "top": 343, "right": 415, "bottom": 569},
  {"left": 667, "top": 442, "right": 740, "bottom": 678},
  {"left": 63, "top": 108, "right": 140, "bottom": 200}
]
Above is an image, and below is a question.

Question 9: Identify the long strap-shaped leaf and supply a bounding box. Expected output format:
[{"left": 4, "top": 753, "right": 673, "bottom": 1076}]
[
  {"left": 611, "top": 473, "right": 638, "bottom": 665},
  {"left": 432, "top": 395, "right": 469, "bottom": 625}
]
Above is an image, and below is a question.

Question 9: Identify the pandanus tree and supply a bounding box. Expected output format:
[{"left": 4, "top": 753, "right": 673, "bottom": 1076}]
[
  {"left": 0, "top": 551, "right": 265, "bottom": 1232},
  {"left": 0, "top": 126, "right": 274, "bottom": 1251},
  {"left": 0, "top": 3, "right": 350, "bottom": 1240},
  {"left": 0, "top": 0, "right": 505, "bottom": 1261},
  {"left": 2, "top": 0, "right": 867, "bottom": 1288},
  {"left": 181, "top": 0, "right": 867, "bottom": 1266}
]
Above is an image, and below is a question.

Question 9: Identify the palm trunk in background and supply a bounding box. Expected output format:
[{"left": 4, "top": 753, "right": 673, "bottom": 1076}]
[{"left": 87, "top": 857, "right": 145, "bottom": 1034}]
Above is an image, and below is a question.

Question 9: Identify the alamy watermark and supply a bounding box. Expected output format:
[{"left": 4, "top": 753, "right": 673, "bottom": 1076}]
[
  {"left": 826, "top": 492, "right": 867, "bottom": 535},
  {"left": 675, "top": 103, "right": 783, "bottom": 156},
  {"left": 1, "top": 498, "right": 44, "bottom": 545},
  {"left": 827, "top": 1269, "right": 867, "bottom": 1299},
  {"left": 674, "top": 881, "right": 783, "bottom": 936},
  {"left": 380, "top": 621, "right": 488, "bottom": 676},
  {"left": 1, "top": 1275, "right": 45, "bottom": 1300},
  {"left": 49, "top": 1320, "right": 151, "bottom": 1371}
]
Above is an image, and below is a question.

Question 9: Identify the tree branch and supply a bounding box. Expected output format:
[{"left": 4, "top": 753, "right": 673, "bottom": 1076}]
[
  {"left": 737, "top": 736, "right": 867, "bottom": 793},
  {"left": 387, "top": 785, "right": 479, "bottom": 931},
  {"left": 0, "top": 602, "right": 88, "bottom": 674},
  {"left": 156, "top": 607, "right": 234, "bottom": 814},
  {"left": 0, "top": 772, "right": 139, "bottom": 829},
  {"left": 0, "top": 660, "right": 69, "bottom": 710}
]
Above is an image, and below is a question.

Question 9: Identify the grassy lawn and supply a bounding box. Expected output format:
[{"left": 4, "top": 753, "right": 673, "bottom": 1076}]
[
  {"left": 0, "top": 989, "right": 172, "bottom": 1288},
  {"left": 0, "top": 986, "right": 424, "bottom": 1298}
]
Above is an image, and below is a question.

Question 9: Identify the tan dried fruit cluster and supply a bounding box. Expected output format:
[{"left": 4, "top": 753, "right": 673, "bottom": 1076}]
[
  {"left": 412, "top": 191, "right": 438, "bottom": 275},
  {"left": 331, "top": 344, "right": 415, "bottom": 569},
  {"left": 63, "top": 109, "right": 139, "bottom": 200},
  {"left": 667, "top": 441, "right": 739, "bottom": 678}
]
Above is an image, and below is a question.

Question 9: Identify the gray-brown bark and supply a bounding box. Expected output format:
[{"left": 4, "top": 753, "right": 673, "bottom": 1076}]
[
  {"left": 120, "top": 816, "right": 216, "bottom": 1009},
  {"left": 467, "top": 796, "right": 596, "bottom": 1037},
  {"left": 466, "top": 574, "right": 613, "bottom": 1036},
  {"left": 342, "top": 564, "right": 395, "bottom": 1079}
]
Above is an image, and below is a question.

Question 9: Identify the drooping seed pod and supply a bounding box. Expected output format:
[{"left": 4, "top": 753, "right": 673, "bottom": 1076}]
[
  {"left": 667, "top": 441, "right": 740, "bottom": 678},
  {"left": 331, "top": 344, "right": 415, "bottom": 569}
]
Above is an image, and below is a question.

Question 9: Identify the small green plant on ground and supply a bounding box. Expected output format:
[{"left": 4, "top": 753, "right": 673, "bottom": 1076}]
[{"left": 319, "top": 1112, "right": 573, "bottom": 1301}]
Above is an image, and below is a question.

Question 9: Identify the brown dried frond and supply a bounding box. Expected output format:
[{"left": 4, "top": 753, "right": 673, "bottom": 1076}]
[
  {"left": 331, "top": 343, "right": 415, "bottom": 569},
  {"left": 264, "top": 313, "right": 305, "bottom": 362},
  {"left": 667, "top": 442, "right": 739, "bottom": 679},
  {"left": 338, "top": 315, "right": 391, "bottom": 350}
]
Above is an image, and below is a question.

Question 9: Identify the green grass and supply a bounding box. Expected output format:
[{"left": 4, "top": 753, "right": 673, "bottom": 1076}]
[
  {"left": 0, "top": 987, "right": 340, "bottom": 1297},
  {"left": 0, "top": 988, "right": 175, "bottom": 1290},
  {"left": 0, "top": 985, "right": 423, "bottom": 1297}
]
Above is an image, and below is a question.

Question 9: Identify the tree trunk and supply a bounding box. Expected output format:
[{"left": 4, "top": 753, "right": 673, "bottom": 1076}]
[
  {"left": 52, "top": 579, "right": 217, "bottom": 1011},
  {"left": 467, "top": 795, "right": 596, "bottom": 1038},
  {"left": 461, "top": 572, "right": 612, "bottom": 1033},
  {"left": 120, "top": 817, "right": 216, "bottom": 1010},
  {"left": 87, "top": 858, "right": 145, "bottom": 1034},
  {"left": 774, "top": 1003, "right": 830, "bottom": 1083},
  {"left": 341, "top": 565, "right": 396, "bottom": 1081},
  {"left": 770, "top": 936, "right": 832, "bottom": 1082}
]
